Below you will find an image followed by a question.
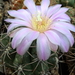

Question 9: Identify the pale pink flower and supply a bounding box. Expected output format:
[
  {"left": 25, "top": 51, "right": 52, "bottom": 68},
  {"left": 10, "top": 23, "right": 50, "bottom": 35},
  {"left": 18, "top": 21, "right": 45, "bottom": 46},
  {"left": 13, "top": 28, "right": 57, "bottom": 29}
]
[{"left": 5, "top": 0, "right": 75, "bottom": 61}]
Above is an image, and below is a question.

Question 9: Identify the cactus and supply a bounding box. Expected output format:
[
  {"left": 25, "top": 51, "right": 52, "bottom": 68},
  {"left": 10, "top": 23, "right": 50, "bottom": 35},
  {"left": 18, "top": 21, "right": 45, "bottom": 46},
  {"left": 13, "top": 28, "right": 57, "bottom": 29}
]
[
  {"left": 0, "top": 33, "right": 58, "bottom": 75},
  {"left": 60, "top": 0, "right": 75, "bottom": 7},
  {"left": 0, "top": 0, "right": 75, "bottom": 75},
  {"left": 0, "top": 0, "right": 59, "bottom": 75}
]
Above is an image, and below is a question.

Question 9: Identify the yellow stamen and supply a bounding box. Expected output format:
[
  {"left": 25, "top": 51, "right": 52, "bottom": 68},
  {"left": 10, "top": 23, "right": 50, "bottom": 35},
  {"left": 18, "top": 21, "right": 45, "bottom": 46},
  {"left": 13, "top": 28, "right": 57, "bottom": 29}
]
[{"left": 32, "top": 11, "right": 52, "bottom": 33}]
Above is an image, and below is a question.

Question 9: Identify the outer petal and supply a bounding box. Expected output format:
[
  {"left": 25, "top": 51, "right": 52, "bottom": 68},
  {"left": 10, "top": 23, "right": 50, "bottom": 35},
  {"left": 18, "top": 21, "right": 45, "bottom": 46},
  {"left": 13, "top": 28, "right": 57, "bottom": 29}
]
[
  {"left": 45, "top": 30, "right": 60, "bottom": 45},
  {"left": 24, "top": 0, "right": 36, "bottom": 15},
  {"left": 41, "top": 0, "right": 50, "bottom": 16},
  {"left": 60, "top": 36, "right": 70, "bottom": 52},
  {"left": 55, "top": 19, "right": 70, "bottom": 22},
  {"left": 7, "top": 10, "right": 31, "bottom": 23},
  {"left": 55, "top": 14, "right": 71, "bottom": 21},
  {"left": 7, "top": 24, "right": 26, "bottom": 33},
  {"left": 51, "top": 7, "right": 69, "bottom": 20},
  {"left": 52, "top": 22, "right": 75, "bottom": 32},
  {"left": 46, "top": 4, "right": 62, "bottom": 18},
  {"left": 55, "top": 31, "right": 70, "bottom": 52},
  {"left": 37, "top": 33, "right": 51, "bottom": 61},
  {"left": 51, "top": 25, "right": 74, "bottom": 46},
  {"left": 49, "top": 42, "right": 58, "bottom": 52},
  {"left": 17, "top": 9, "right": 32, "bottom": 23},
  {"left": 17, "top": 39, "right": 32, "bottom": 55},
  {"left": 5, "top": 19, "right": 32, "bottom": 28},
  {"left": 17, "top": 30, "right": 39, "bottom": 55},
  {"left": 12, "top": 28, "right": 32, "bottom": 49},
  {"left": 8, "top": 28, "right": 22, "bottom": 38}
]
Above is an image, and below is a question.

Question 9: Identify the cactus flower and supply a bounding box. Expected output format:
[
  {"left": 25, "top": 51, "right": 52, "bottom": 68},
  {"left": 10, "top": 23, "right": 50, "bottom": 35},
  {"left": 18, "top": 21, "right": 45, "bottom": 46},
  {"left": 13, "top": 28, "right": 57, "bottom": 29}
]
[{"left": 5, "top": 0, "right": 75, "bottom": 61}]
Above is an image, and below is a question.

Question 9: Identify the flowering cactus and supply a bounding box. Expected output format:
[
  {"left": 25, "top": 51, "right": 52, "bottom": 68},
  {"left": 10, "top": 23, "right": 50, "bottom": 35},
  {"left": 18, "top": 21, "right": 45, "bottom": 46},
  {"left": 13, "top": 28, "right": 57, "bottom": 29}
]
[{"left": 5, "top": 0, "right": 75, "bottom": 61}]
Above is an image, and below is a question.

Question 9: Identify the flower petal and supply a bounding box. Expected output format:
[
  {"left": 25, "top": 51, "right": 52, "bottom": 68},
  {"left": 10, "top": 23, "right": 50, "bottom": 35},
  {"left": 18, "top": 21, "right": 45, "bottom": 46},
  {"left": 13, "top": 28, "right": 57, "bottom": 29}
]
[
  {"left": 45, "top": 30, "right": 60, "bottom": 45},
  {"left": 17, "top": 39, "right": 32, "bottom": 55},
  {"left": 51, "top": 7, "right": 69, "bottom": 20},
  {"left": 49, "top": 42, "right": 58, "bottom": 52},
  {"left": 53, "top": 22, "right": 75, "bottom": 32},
  {"left": 17, "top": 30, "right": 39, "bottom": 55},
  {"left": 46, "top": 4, "right": 62, "bottom": 18},
  {"left": 17, "top": 9, "right": 32, "bottom": 23},
  {"left": 7, "top": 10, "right": 31, "bottom": 23},
  {"left": 55, "top": 14, "right": 71, "bottom": 21},
  {"left": 8, "top": 28, "right": 22, "bottom": 38},
  {"left": 51, "top": 25, "right": 74, "bottom": 46},
  {"left": 12, "top": 28, "right": 32, "bottom": 49},
  {"left": 24, "top": 30, "right": 39, "bottom": 42},
  {"left": 41, "top": 0, "right": 50, "bottom": 16},
  {"left": 7, "top": 24, "right": 26, "bottom": 33},
  {"left": 56, "top": 31, "right": 70, "bottom": 52},
  {"left": 37, "top": 33, "right": 51, "bottom": 61},
  {"left": 5, "top": 19, "right": 32, "bottom": 28},
  {"left": 55, "top": 18, "right": 70, "bottom": 22},
  {"left": 24, "top": 0, "right": 36, "bottom": 15}
]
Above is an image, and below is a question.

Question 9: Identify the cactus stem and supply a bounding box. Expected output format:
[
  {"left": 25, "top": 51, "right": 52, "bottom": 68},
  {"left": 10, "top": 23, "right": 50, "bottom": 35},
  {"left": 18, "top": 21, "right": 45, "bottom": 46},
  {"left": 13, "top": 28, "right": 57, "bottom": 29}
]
[
  {"left": 45, "top": 61, "right": 54, "bottom": 65},
  {"left": 27, "top": 51, "right": 35, "bottom": 58},
  {"left": 33, "top": 61, "right": 41, "bottom": 72}
]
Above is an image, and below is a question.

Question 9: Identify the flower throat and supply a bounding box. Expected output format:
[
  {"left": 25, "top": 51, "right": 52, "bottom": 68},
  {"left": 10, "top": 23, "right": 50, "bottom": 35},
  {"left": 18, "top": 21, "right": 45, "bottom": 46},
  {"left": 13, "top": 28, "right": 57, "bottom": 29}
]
[{"left": 32, "top": 11, "right": 52, "bottom": 33}]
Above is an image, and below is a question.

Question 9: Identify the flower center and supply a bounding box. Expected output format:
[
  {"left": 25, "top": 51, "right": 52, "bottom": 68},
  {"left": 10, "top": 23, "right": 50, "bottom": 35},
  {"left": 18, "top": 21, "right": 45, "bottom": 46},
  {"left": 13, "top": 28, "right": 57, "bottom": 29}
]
[{"left": 32, "top": 11, "right": 52, "bottom": 33}]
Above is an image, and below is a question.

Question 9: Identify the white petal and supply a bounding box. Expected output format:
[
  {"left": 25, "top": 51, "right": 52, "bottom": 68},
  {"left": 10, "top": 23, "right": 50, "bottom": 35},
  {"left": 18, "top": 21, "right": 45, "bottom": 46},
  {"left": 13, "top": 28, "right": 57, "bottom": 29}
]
[
  {"left": 17, "top": 9, "right": 32, "bottom": 23},
  {"left": 17, "top": 30, "right": 39, "bottom": 55},
  {"left": 41, "top": 0, "right": 50, "bottom": 16},
  {"left": 7, "top": 24, "right": 25, "bottom": 33},
  {"left": 46, "top": 4, "right": 62, "bottom": 18},
  {"left": 49, "top": 42, "right": 58, "bottom": 52},
  {"left": 12, "top": 28, "right": 32, "bottom": 49},
  {"left": 55, "top": 14, "right": 71, "bottom": 21},
  {"left": 24, "top": 30, "right": 39, "bottom": 42},
  {"left": 37, "top": 33, "right": 51, "bottom": 61},
  {"left": 7, "top": 10, "right": 31, "bottom": 23},
  {"left": 51, "top": 7, "right": 69, "bottom": 20},
  {"left": 51, "top": 25, "right": 74, "bottom": 46},
  {"left": 5, "top": 19, "right": 32, "bottom": 28},
  {"left": 17, "top": 38, "right": 32, "bottom": 55},
  {"left": 45, "top": 30, "right": 60, "bottom": 45},
  {"left": 53, "top": 22, "right": 75, "bottom": 32},
  {"left": 24, "top": 0, "right": 36, "bottom": 15},
  {"left": 8, "top": 28, "right": 22, "bottom": 38},
  {"left": 56, "top": 31, "right": 70, "bottom": 52}
]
